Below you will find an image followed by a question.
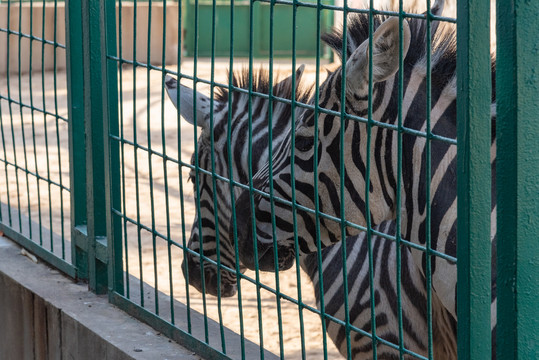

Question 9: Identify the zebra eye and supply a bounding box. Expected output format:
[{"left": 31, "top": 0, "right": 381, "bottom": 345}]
[{"left": 295, "top": 135, "right": 314, "bottom": 152}]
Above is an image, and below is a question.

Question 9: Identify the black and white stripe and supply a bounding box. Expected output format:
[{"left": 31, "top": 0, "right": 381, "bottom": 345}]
[
  {"left": 165, "top": 60, "right": 456, "bottom": 358},
  {"left": 166, "top": 67, "right": 309, "bottom": 297},
  {"left": 232, "top": 2, "right": 497, "bottom": 358}
]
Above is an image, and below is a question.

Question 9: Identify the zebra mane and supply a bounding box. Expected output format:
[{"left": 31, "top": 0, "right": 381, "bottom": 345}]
[
  {"left": 322, "top": 13, "right": 460, "bottom": 94},
  {"left": 322, "top": 12, "right": 496, "bottom": 112},
  {"left": 215, "top": 67, "right": 311, "bottom": 105}
]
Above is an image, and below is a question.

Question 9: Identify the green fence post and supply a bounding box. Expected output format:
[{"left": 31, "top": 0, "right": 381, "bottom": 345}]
[
  {"left": 82, "top": 0, "right": 107, "bottom": 294},
  {"left": 66, "top": 0, "right": 90, "bottom": 281},
  {"left": 66, "top": 0, "right": 121, "bottom": 294},
  {"left": 496, "top": 1, "right": 539, "bottom": 358},
  {"left": 103, "top": 0, "right": 123, "bottom": 297},
  {"left": 456, "top": 0, "right": 493, "bottom": 359}
]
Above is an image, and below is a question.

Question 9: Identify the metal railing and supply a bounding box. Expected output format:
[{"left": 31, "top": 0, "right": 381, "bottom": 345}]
[{"left": 1, "top": 0, "right": 537, "bottom": 359}]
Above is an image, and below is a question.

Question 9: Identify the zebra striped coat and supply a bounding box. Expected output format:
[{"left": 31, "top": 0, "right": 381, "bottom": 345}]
[
  {"left": 231, "top": 7, "right": 497, "bottom": 358},
  {"left": 165, "top": 67, "right": 456, "bottom": 358}
]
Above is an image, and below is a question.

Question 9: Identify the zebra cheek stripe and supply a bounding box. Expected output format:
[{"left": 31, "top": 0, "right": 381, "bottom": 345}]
[
  {"left": 233, "top": 190, "right": 295, "bottom": 271},
  {"left": 233, "top": 190, "right": 258, "bottom": 270}
]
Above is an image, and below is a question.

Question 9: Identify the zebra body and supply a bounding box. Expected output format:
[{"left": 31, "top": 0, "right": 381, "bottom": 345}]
[
  {"left": 165, "top": 63, "right": 455, "bottom": 357},
  {"left": 303, "top": 221, "right": 456, "bottom": 359},
  {"left": 232, "top": 5, "right": 496, "bottom": 356}
]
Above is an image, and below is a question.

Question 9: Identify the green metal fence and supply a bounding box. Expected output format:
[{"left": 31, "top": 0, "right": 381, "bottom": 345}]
[
  {"left": 0, "top": 0, "right": 73, "bottom": 276},
  {"left": 1, "top": 0, "right": 538, "bottom": 359}
]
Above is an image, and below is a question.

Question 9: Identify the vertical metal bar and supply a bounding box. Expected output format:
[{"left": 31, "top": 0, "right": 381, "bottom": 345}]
[
  {"left": 175, "top": 0, "right": 193, "bottom": 333},
  {"left": 266, "top": 0, "right": 286, "bottom": 357},
  {"left": 145, "top": 0, "right": 159, "bottom": 315},
  {"left": 247, "top": 0, "right": 266, "bottom": 357},
  {"left": 42, "top": 0, "right": 55, "bottom": 252},
  {"left": 117, "top": 0, "right": 131, "bottom": 299},
  {"left": 365, "top": 2, "right": 378, "bottom": 357},
  {"left": 396, "top": 1, "right": 405, "bottom": 357},
  {"left": 289, "top": 1, "right": 306, "bottom": 358},
  {"left": 0, "top": 1, "right": 12, "bottom": 225},
  {"left": 104, "top": 0, "right": 123, "bottom": 296},
  {"left": 75, "top": 0, "right": 117, "bottom": 294},
  {"left": 66, "top": 0, "right": 88, "bottom": 278},
  {"left": 456, "top": 0, "right": 492, "bottom": 358},
  {"left": 0, "top": 94, "right": 5, "bottom": 223},
  {"left": 336, "top": 0, "right": 352, "bottom": 356},
  {"left": 84, "top": 0, "right": 108, "bottom": 293},
  {"left": 424, "top": 2, "right": 434, "bottom": 358},
  {"left": 53, "top": 0, "right": 66, "bottom": 258},
  {"left": 159, "top": 0, "right": 175, "bottom": 327},
  {"left": 315, "top": 0, "right": 328, "bottom": 357},
  {"left": 191, "top": 0, "right": 211, "bottom": 342},
  {"left": 208, "top": 0, "right": 227, "bottom": 351},
  {"left": 28, "top": 0, "right": 45, "bottom": 248},
  {"left": 496, "top": 1, "right": 539, "bottom": 359},
  {"left": 132, "top": 0, "right": 145, "bottom": 307},
  {"left": 17, "top": 0, "right": 33, "bottom": 240},
  {"left": 6, "top": 1, "right": 23, "bottom": 233},
  {"left": 226, "top": 1, "right": 247, "bottom": 357}
]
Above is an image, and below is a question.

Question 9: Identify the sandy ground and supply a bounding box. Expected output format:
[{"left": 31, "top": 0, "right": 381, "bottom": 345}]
[{"left": 0, "top": 58, "right": 343, "bottom": 359}]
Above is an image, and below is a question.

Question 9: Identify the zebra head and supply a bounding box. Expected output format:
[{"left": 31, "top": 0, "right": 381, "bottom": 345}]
[
  {"left": 165, "top": 67, "right": 308, "bottom": 296},
  {"left": 165, "top": 75, "right": 240, "bottom": 297},
  {"left": 233, "top": 5, "right": 455, "bottom": 273}
]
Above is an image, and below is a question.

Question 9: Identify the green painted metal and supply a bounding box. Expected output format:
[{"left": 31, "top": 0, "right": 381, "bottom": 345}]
[
  {"left": 28, "top": 0, "right": 44, "bottom": 248},
  {"left": 158, "top": 0, "right": 177, "bottom": 331},
  {"left": 0, "top": 0, "right": 74, "bottom": 276},
  {"left": 225, "top": 1, "right": 248, "bottom": 357},
  {"left": 173, "top": 0, "right": 194, "bottom": 334},
  {"left": 2, "top": 0, "right": 538, "bottom": 359},
  {"left": 246, "top": 1, "right": 267, "bottom": 357},
  {"left": 183, "top": 0, "right": 333, "bottom": 58},
  {"left": 287, "top": 1, "right": 308, "bottom": 358},
  {"left": 145, "top": 0, "right": 160, "bottom": 316},
  {"left": 423, "top": 1, "right": 435, "bottom": 357},
  {"left": 338, "top": 2, "right": 351, "bottom": 357},
  {"left": 496, "top": 1, "right": 539, "bottom": 359},
  {"left": 208, "top": 0, "right": 229, "bottom": 351},
  {"left": 75, "top": 0, "right": 116, "bottom": 294},
  {"left": 192, "top": 0, "right": 212, "bottom": 344},
  {"left": 0, "top": 222, "right": 76, "bottom": 278},
  {"left": 456, "top": 0, "right": 493, "bottom": 359},
  {"left": 103, "top": 0, "right": 123, "bottom": 297},
  {"left": 396, "top": 1, "right": 408, "bottom": 357},
  {"left": 17, "top": 0, "right": 34, "bottom": 243},
  {"left": 66, "top": 0, "right": 89, "bottom": 279}
]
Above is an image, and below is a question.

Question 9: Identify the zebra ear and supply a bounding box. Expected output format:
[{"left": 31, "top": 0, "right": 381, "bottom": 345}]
[
  {"left": 295, "top": 64, "right": 306, "bottom": 83},
  {"left": 273, "top": 64, "right": 306, "bottom": 97},
  {"left": 165, "top": 75, "right": 211, "bottom": 129},
  {"left": 345, "top": 17, "right": 411, "bottom": 96},
  {"left": 428, "top": 0, "right": 445, "bottom": 36}
]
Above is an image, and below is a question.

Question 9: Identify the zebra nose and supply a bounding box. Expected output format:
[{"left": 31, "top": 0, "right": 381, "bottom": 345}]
[
  {"left": 165, "top": 75, "right": 177, "bottom": 90},
  {"left": 234, "top": 190, "right": 296, "bottom": 272},
  {"left": 221, "top": 282, "right": 238, "bottom": 297},
  {"left": 233, "top": 190, "right": 257, "bottom": 269},
  {"left": 182, "top": 254, "right": 238, "bottom": 297},
  {"left": 181, "top": 255, "right": 200, "bottom": 285}
]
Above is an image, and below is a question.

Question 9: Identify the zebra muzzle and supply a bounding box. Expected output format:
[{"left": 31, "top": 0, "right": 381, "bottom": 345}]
[{"left": 233, "top": 190, "right": 295, "bottom": 272}]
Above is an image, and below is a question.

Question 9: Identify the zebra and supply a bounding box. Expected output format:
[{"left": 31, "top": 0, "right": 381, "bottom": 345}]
[
  {"left": 165, "top": 61, "right": 455, "bottom": 360},
  {"left": 165, "top": 67, "right": 310, "bottom": 297},
  {"left": 231, "top": 2, "right": 497, "bottom": 356}
]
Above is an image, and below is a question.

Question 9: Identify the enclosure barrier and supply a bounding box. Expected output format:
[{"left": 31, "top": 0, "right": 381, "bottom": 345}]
[{"left": 1, "top": 0, "right": 537, "bottom": 359}]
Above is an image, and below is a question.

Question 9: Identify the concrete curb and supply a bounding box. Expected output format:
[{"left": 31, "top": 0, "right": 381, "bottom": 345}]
[{"left": 0, "top": 236, "right": 201, "bottom": 360}]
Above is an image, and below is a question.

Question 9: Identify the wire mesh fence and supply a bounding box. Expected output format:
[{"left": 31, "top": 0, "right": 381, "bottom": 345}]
[
  {"left": 0, "top": 0, "right": 72, "bottom": 275},
  {"left": 1, "top": 0, "right": 538, "bottom": 359}
]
